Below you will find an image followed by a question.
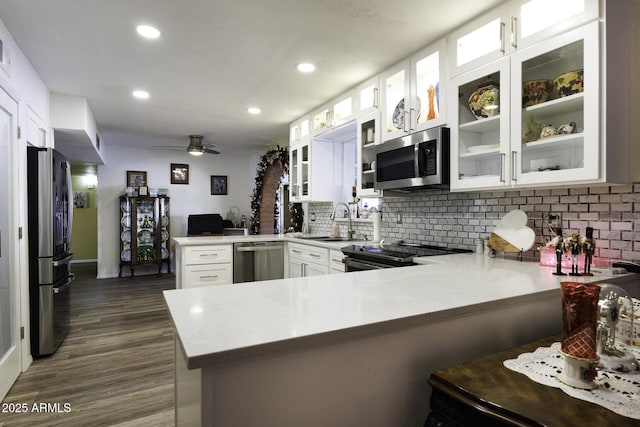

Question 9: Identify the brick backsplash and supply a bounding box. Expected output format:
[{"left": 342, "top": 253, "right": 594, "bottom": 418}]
[{"left": 305, "top": 183, "right": 640, "bottom": 261}]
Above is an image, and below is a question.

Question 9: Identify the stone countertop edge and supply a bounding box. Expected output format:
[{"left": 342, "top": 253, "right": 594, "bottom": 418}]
[
  {"left": 163, "top": 252, "right": 635, "bottom": 370},
  {"left": 172, "top": 233, "right": 373, "bottom": 249}
]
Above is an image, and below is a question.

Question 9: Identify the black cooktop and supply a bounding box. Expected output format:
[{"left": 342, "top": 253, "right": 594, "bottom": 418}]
[{"left": 341, "top": 243, "right": 472, "bottom": 265}]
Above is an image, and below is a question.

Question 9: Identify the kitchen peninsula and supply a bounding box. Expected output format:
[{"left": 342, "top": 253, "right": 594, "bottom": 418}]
[{"left": 163, "top": 249, "right": 638, "bottom": 426}]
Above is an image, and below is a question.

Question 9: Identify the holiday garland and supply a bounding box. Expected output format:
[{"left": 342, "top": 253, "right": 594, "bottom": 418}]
[{"left": 250, "top": 146, "right": 289, "bottom": 234}]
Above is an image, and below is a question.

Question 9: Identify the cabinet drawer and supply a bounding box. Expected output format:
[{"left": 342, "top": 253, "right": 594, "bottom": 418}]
[
  {"left": 185, "top": 264, "right": 232, "bottom": 287},
  {"left": 329, "top": 249, "right": 345, "bottom": 273},
  {"left": 184, "top": 245, "right": 232, "bottom": 265},
  {"left": 288, "top": 242, "right": 329, "bottom": 265}
]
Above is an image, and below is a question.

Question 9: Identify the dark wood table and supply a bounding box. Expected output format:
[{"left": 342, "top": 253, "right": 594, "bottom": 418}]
[{"left": 427, "top": 336, "right": 638, "bottom": 427}]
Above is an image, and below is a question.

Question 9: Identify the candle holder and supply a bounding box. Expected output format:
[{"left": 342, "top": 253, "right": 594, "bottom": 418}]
[{"left": 558, "top": 281, "right": 600, "bottom": 389}]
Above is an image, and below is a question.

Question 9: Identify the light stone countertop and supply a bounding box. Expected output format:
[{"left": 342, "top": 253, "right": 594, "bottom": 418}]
[
  {"left": 172, "top": 233, "right": 371, "bottom": 250},
  {"left": 163, "top": 252, "right": 635, "bottom": 369}
]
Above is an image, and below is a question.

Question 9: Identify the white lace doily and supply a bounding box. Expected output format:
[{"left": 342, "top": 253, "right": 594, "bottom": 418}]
[{"left": 503, "top": 342, "right": 640, "bottom": 420}]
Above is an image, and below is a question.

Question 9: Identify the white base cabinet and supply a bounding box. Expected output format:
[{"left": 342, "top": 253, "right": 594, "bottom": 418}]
[
  {"left": 287, "top": 242, "right": 329, "bottom": 278},
  {"left": 329, "top": 249, "right": 345, "bottom": 274},
  {"left": 176, "top": 244, "right": 233, "bottom": 288}
]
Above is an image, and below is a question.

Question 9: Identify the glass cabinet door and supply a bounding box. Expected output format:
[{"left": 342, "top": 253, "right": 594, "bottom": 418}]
[
  {"left": 450, "top": 59, "right": 511, "bottom": 190},
  {"left": 290, "top": 146, "right": 300, "bottom": 199},
  {"left": 357, "top": 75, "right": 380, "bottom": 116},
  {"left": 301, "top": 143, "right": 309, "bottom": 198},
  {"left": 514, "top": 0, "right": 598, "bottom": 49},
  {"left": 412, "top": 41, "right": 446, "bottom": 131},
  {"left": 448, "top": 3, "right": 511, "bottom": 77},
  {"left": 510, "top": 21, "right": 598, "bottom": 186},
  {"left": 381, "top": 59, "right": 411, "bottom": 141}
]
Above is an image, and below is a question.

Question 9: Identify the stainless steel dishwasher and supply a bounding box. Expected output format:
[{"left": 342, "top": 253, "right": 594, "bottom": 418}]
[{"left": 233, "top": 241, "right": 284, "bottom": 283}]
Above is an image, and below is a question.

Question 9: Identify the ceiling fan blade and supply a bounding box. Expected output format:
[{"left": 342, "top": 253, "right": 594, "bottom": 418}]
[{"left": 203, "top": 147, "right": 220, "bottom": 154}]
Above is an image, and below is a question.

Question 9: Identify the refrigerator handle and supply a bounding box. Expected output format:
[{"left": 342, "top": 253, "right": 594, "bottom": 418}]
[{"left": 65, "top": 160, "right": 73, "bottom": 245}]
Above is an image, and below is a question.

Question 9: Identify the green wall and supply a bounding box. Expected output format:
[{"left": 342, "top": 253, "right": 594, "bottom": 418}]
[{"left": 71, "top": 173, "right": 98, "bottom": 261}]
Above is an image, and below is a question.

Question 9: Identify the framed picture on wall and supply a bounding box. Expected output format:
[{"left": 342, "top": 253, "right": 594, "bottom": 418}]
[
  {"left": 126, "top": 170, "right": 147, "bottom": 188},
  {"left": 73, "top": 192, "right": 88, "bottom": 208},
  {"left": 211, "top": 175, "right": 228, "bottom": 195},
  {"left": 171, "top": 163, "right": 189, "bottom": 184}
]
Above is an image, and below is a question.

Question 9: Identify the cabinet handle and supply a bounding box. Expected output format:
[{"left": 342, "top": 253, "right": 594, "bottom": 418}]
[
  {"left": 500, "top": 153, "right": 506, "bottom": 182},
  {"left": 200, "top": 275, "right": 218, "bottom": 280},
  {"left": 200, "top": 253, "right": 218, "bottom": 257},
  {"left": 292, "top": 249, "right": 302, "bottom": 254},
  {"left": 302, "top": 262, "right": 307, "bottom": 277},
  {"left": 373, "top": 88, "right": 379, "bottom": 109},
  {"left": 403, "top": 110, "right": 410, "bottom": 133},
  {"left": 500, "top": 21, "right": 506, "bottom": 54},
  {"left": 511, "top": 16, "right": 518, "bottom": 49},
  {"left": 511, "top": 151, "right": 518, "bottom": 182},
  {"left": 310, "top": 253, "right": 321, "bottom": 258}
]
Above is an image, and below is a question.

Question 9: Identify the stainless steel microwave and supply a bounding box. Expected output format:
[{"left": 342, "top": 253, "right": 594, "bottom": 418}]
[{"left": 374, "top": 126, "right": 450, "bottom": 190}]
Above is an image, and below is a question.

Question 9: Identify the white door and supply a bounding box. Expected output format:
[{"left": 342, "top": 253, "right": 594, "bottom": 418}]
[{"left": 0, "top": 86, "right": 20, "bottom": 401}]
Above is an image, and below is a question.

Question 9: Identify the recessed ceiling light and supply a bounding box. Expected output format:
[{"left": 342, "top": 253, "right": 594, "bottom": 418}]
[
  {"left": 132, "top": 90, "right": 150, "bottom": 100},
  {"left": 247, "top": 107, "right": 261, "bottom": 115},
  {"left": 136, "top": 24, "right": 161, "bottom": 39},
  {"left": 296, "top": 62, "right": 316, "bottom": 73}
]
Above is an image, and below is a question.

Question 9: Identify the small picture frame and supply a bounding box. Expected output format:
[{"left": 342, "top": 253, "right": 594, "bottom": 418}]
[
  {"left": 73, "top": 192, "right": 88, "bottom": 208},
  {"left": 210, "top": 175, "right": 228, "bottom": 195},
  {"left": 127, "top": 170, "right": 147, "bottom": 188},
  {"left": 171, "top": 163, "right": 189, "bottom": 185},
  {"left": 138, "top": 186, "right": 149, "bottom": 196}
]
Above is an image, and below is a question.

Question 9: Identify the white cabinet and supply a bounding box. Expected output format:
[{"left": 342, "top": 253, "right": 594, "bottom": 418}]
[
  {"left": 287, "top": 242, "right": 329, "bottom": 278},
  {"left": 512, "top": 0, "right": 598, "bottom": 49},
  {"left": 311, "top": 90, "right": 356, "bottom": 136},
  {"left": 356, "top": 111, "right": 382, "bottom": 197},
  {"left": 27, "top": 107, "right": 48, "bottom": 147},
  {"left": 176, "top": 244, "right": 233, "bottom": 288},
  {"left": 289, "top": 115, "right": 310, "bottom": 146},
  {"left": 329, "top": 249, "right": 345, "bottom": 274},
  {"left": 356, "top": 75, "right": 380, "bottom": 116},
  {"left": 448, "top": 0, "right": 598, "bottom": 77},
  {"left": 450, "top": 59, "right": 510, "bottom": 190},
  {"left": 289, "top": 112, "right": 338, "bottom": 202},
  {"left": 381, "top": 40, "right": 446, "bottom": 141},
  {"left": 451, "top": 21, "right": 605, "bottom": 191}
]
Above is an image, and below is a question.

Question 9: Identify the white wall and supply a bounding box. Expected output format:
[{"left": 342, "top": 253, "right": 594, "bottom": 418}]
[{"left": 97, "top": 130, "right": 262, "bottom": 278}]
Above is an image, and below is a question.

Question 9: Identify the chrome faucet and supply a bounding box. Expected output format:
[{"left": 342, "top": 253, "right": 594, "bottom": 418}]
[{"left": 330, "top": 202, "right": 354, "bottom": 241}]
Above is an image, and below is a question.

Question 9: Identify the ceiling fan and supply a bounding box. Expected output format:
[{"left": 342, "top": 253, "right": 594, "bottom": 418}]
[{"left": 155, "top": 135, "right": 220, "bottom": 156}]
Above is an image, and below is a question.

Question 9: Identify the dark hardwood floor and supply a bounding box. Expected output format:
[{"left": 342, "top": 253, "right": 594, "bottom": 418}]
[{"left": 1, "top": 263, "right": 176, "bottom": 427}]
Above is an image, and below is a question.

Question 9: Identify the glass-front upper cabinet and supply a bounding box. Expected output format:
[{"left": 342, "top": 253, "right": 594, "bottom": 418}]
[
  {"left": 311, "top": 90, "right": 356, "bottom": 136},
  {"left": 356, "top": 111, "right": 382, "bottom": 197},
  {"left": 450, "top": 59, "right": 511, "bottom": 190},
  {"left": 510, "top": 21, "right": 598, "bottom": 186},
  {"left": 513, "top": 0, "right": 598, "bottom": 49},
  {"left": 289, "top": 140, "right": 310, "bottom": 202},
  {"left": 357, "top": 75, "right": 380, "bottom": 116},
  {"left": 450, "top": 20, "right": 599, "bottom": 191},
  {"left": 290, "top": 115, "right": 309, "bottom": 145},
  {"left": 448, "top": 3, "right": 512, "bottom": 78},
  {"left": 381, "top": 40, "right": 446, "bottom": 141},
  {"left": 448, "top": 0, "right": 598, "bottom": 77}
]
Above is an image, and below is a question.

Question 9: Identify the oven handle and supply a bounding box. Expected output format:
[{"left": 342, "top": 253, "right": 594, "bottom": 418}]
[
  {"left": 343, "top": 257, "right": 391, "bottom": 270},
  {"left": 53, "top": 273, "right": 74, "bottom": 294}
]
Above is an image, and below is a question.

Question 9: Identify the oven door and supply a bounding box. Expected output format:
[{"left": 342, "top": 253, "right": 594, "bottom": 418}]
[{"left": 343, "top": 257, "right": 395, "bottom": 272}]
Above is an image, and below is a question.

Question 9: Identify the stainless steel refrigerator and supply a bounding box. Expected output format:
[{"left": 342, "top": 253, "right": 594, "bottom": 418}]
[{"left": 27, "top": 146, "right": 74, "bottom": 357}]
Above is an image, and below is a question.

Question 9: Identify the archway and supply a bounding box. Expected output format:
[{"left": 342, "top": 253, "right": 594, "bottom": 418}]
[{"left": 250, "top": 147, "right": 289, "bottom": 234}]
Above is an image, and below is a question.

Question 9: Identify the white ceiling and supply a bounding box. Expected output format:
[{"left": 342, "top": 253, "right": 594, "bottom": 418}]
[{"left": 0, "top": 0, "right": 502, "bottom": 161}]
